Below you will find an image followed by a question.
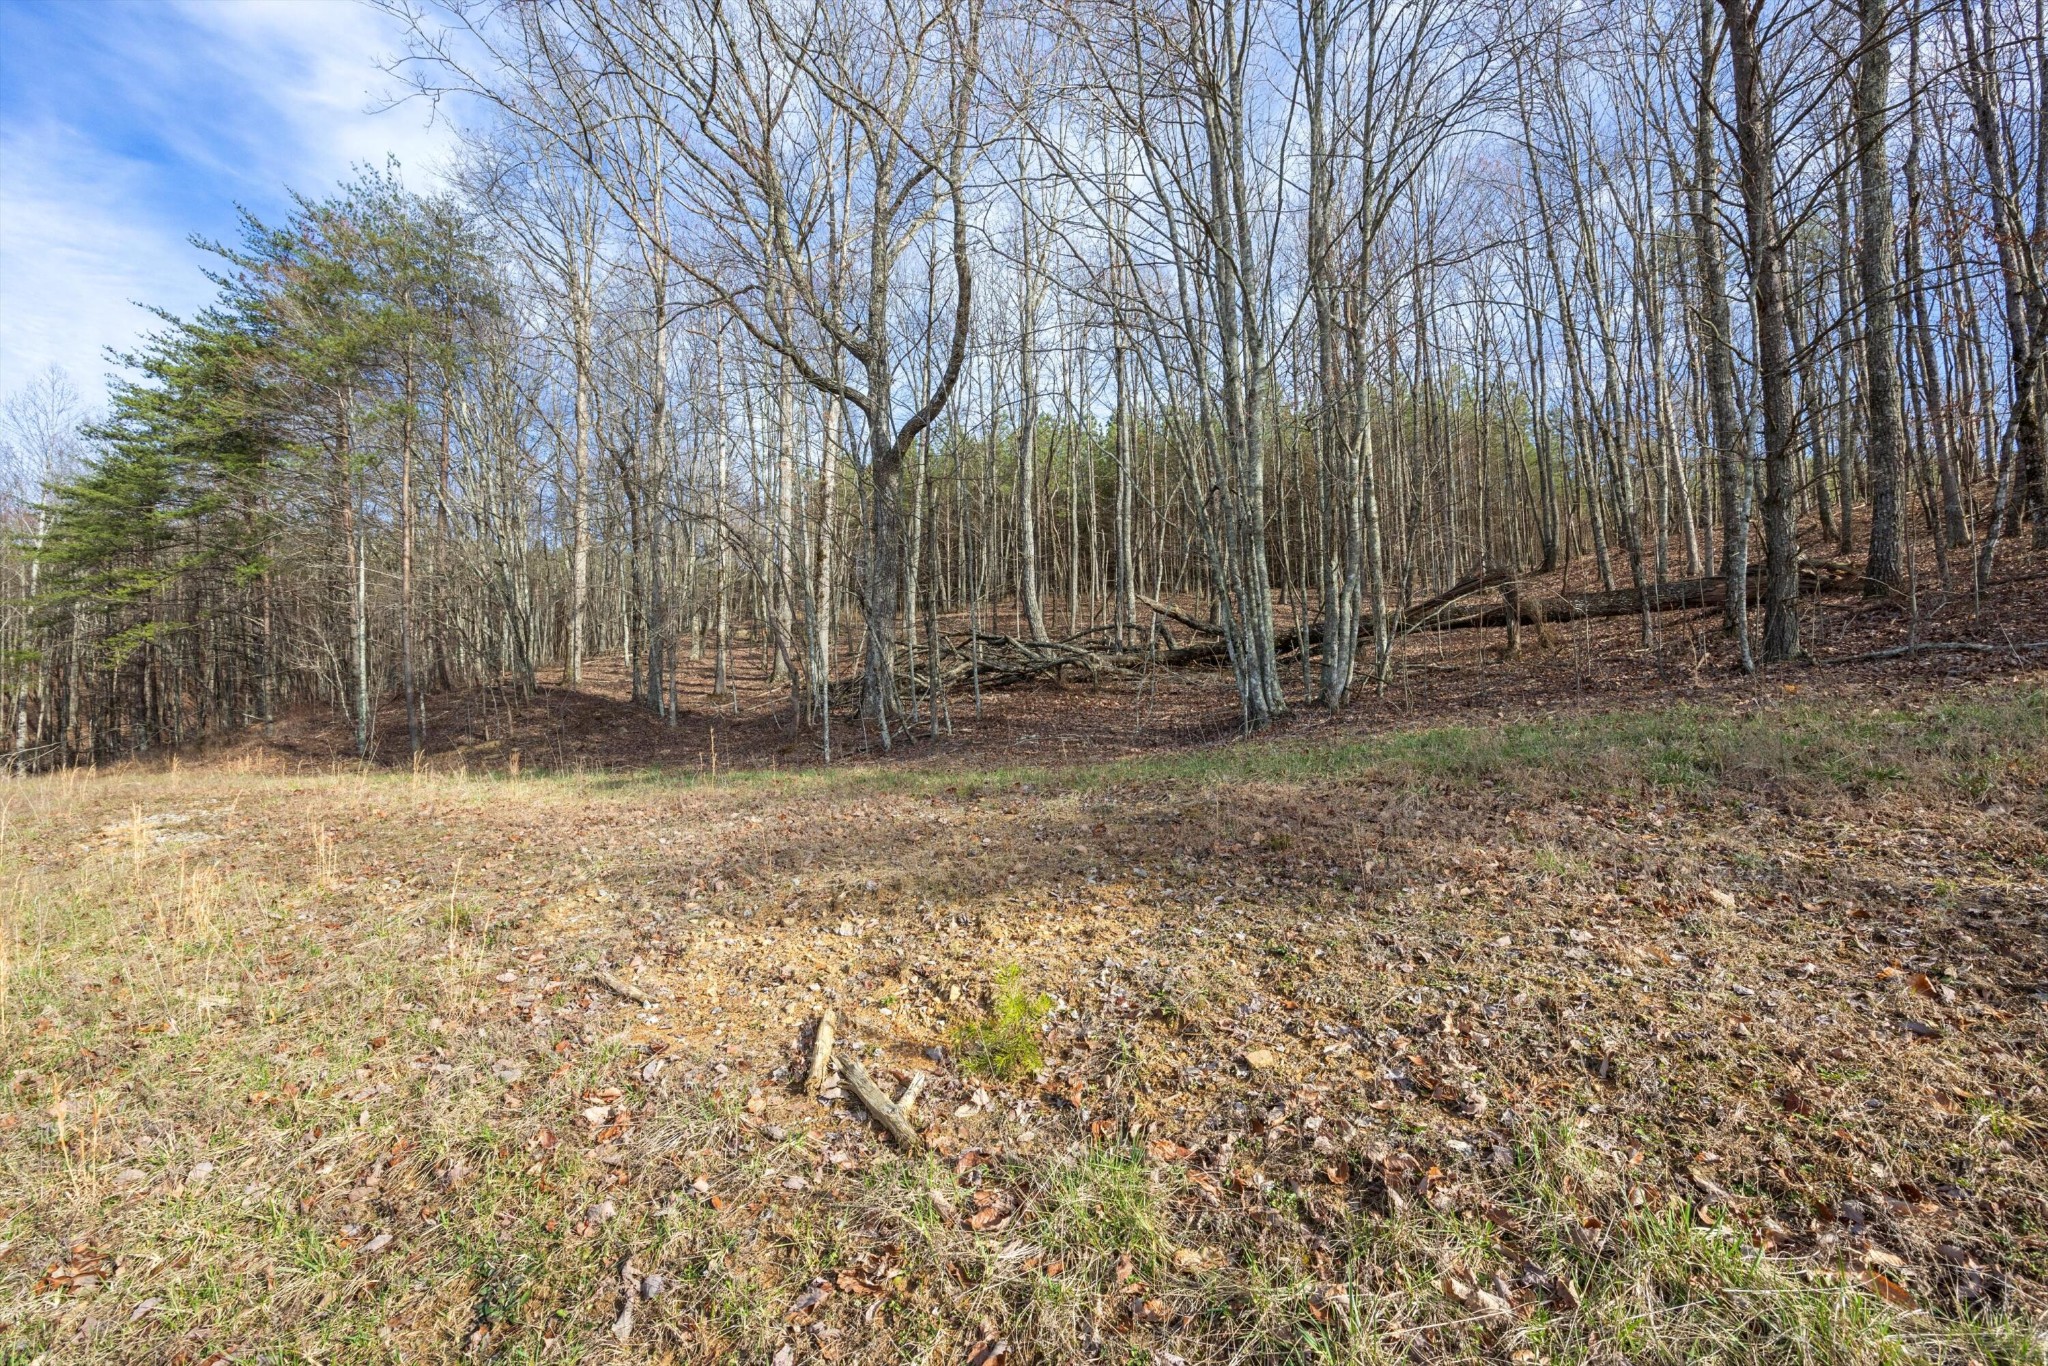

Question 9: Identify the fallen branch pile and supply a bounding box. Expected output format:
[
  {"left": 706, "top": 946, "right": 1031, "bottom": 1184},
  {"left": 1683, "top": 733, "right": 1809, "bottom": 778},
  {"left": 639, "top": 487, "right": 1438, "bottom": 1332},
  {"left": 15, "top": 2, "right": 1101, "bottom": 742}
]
[{"left": 932, "top": 562, "right": 1876, "bottom": 691}]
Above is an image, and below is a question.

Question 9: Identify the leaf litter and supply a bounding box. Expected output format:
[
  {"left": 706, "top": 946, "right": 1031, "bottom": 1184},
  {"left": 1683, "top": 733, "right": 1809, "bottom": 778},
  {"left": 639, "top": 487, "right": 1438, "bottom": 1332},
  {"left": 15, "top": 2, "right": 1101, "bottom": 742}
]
[{"left": 0, "top": 679, "right": 2044, "bottom": 1362}]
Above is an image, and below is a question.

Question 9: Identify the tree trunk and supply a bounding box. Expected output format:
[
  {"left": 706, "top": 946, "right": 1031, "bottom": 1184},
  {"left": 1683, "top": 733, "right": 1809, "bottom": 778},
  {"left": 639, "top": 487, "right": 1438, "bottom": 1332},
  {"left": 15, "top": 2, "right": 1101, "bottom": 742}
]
[
  {"left": 1858, "top": 0, "right": 1904, "bottom": 594},
  {"left": 1722, "top": 0, "right": 1800, "bottom": 663}
]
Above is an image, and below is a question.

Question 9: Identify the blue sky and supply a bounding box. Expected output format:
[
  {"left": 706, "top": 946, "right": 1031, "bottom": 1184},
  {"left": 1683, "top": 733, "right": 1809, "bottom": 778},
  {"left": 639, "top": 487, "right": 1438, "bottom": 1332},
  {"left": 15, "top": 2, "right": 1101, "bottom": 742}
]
[{"left": 0, "top": 0, "right": 459, "bottom": 403}]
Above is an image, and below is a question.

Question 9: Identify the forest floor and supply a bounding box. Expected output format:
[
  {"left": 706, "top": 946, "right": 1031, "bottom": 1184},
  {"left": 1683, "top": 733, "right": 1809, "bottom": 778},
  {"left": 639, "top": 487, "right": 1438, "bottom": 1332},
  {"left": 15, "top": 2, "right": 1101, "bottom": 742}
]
[
  {"left": 224, "top": 538, "right": 2048, "bottom": 780},
  {"left": 4, "top": 644, "right": 2047, "bottom": 1361}
]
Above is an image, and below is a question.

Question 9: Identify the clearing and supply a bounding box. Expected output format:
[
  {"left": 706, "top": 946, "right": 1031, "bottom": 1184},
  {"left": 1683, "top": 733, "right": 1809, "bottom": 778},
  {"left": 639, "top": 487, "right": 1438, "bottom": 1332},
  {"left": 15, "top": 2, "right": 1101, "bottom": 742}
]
[{"left": 3, "top": 681, "right": 2046, "bottom": 1363}]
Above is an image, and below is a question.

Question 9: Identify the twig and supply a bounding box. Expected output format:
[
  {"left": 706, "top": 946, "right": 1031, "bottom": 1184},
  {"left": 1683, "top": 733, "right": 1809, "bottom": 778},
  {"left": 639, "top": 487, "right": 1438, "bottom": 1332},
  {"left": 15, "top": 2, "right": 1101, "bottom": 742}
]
[{"left": 592, "top": 968, "right": 655, "bottom": 1005}]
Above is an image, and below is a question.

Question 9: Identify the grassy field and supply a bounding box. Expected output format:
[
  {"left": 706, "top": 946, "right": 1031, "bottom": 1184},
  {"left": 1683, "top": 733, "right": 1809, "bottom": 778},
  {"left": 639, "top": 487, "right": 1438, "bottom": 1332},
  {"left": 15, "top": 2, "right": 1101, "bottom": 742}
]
[{"left": 3, "top": 684, "right": 2046, "bottom": 1363}]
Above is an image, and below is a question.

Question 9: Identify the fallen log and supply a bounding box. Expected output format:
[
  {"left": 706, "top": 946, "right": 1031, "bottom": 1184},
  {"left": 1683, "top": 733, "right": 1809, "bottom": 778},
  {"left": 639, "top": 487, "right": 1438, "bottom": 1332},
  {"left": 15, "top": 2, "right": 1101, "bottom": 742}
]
[
  {"left": 1398, "top": 569, "right": 1514, "bottom": 630},
  {"left": 1823, "top": 639, "right": 2048, "bottom": 665},
  {"left": 1153, "top": 570, "right": 1513, "bottom": 667},
  {"left": 933, "top": 564, "right": 1868, "bottom": 688},
  {"left": 1430, "top": 574, "right": 1729, "bottom": 630},
  {"left": 1425, "top": 564, "right": 1860, "bottom": 631}
]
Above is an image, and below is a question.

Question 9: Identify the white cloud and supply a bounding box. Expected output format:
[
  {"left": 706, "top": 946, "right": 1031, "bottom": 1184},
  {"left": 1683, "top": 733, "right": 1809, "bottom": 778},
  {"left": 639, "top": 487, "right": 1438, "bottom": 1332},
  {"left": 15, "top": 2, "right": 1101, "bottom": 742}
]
[
  {"left": 0, "top": 0, "right": 462, "bottom": 400},
  {"left": 0, "top": 117, "right": 204, "bottom": 394},
  {"left": 174, "top": 0, "right": 459, "bottom": 186}
]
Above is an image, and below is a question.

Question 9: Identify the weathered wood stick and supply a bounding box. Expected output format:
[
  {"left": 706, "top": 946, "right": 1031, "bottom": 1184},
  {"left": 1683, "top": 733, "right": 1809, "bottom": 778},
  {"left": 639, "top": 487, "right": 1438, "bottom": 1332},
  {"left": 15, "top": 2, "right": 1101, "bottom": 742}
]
[
  {"left": 896, "top": 1071, "right": 927, "bottom": 1116},
  {"left": 835, "top": 1049, "right": 922, "bottom": 1151},
  {"left": 804, "top": 1010, "right": 837, "bottom": 1096},
  {"left": 593, "top": 968, "right": 655, "bottom": 1005}
]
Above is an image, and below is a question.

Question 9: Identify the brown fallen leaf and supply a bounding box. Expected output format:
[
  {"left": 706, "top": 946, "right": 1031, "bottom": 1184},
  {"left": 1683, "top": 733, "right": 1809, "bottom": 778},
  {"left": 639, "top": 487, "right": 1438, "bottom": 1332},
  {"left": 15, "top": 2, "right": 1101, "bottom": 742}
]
[
  {"left": 1908, "top": 973, "right": 1957, "bottom": 1005},
  {"left": 1868, "top": 1272, "right": 1914, "bottom": 1307},
  {"left": 1772, "top": 1085, "right": 1813, "bottom": 1116},
  {"left": 966, "top": 1189, "right": 1013, "bottom": 1231}
]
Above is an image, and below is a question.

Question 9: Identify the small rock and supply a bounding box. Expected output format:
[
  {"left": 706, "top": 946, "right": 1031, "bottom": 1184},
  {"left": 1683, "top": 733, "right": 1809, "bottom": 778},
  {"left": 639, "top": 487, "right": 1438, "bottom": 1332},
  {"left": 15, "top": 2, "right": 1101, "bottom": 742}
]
[{"left": 1240, "top": 1048, "right": 1279, "bottom": 1072}]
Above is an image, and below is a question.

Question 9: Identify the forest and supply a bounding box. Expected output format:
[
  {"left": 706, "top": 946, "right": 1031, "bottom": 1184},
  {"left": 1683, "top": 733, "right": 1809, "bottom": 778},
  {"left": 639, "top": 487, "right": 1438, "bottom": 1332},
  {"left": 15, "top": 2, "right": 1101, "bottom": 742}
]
[
  {"left": 1, "top": 0, "right": 2042, "bottom": 768},
  {"left": 3, "top": 1, "right": 2047, "bottom": 1362}
]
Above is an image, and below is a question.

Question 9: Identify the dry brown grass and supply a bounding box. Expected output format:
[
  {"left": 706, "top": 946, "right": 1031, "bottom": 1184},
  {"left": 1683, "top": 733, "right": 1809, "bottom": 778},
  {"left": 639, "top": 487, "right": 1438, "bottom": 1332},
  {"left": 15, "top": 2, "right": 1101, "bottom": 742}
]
[{"left": 3, "top": 682, "right": 2046, "bottom": 1364}]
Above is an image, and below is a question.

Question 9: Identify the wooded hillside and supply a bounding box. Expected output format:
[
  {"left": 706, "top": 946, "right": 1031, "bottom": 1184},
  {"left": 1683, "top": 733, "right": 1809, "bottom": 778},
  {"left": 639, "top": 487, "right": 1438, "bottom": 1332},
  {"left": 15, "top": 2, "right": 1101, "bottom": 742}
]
[{"left": 2, "top": 0, "right": 2044, "bottom": 767}]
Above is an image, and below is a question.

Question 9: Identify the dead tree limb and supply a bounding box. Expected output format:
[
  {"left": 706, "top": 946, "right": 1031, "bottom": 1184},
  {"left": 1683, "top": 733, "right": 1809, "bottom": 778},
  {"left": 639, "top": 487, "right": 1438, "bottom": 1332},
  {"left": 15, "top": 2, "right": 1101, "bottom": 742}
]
[
  {"left": 1137, "top": 596, "right": 1222, "bottom": 636},
  {"left": 835, "top": 1049, "right": 923, "bottom": 1151},
  {"left": 803, "top": 1010, "right": 836, "bottom": 1095},
  {"left": 1823, "top": 640, "right": 2048, "bottom": 664}
]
